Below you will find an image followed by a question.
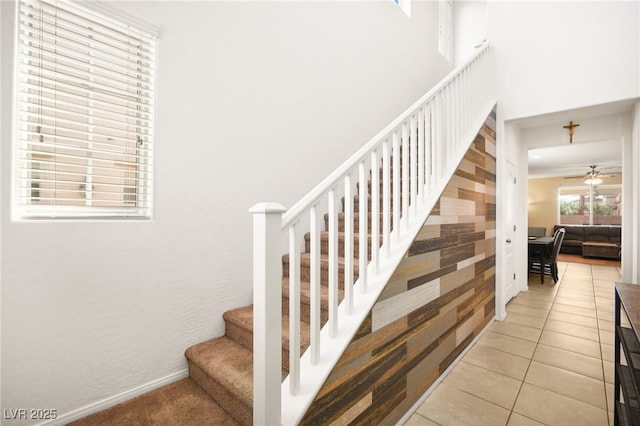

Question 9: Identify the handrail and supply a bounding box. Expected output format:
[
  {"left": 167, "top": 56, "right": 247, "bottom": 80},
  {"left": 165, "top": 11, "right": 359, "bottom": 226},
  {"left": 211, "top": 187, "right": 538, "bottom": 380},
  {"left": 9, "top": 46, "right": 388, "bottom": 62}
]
[
  {"left": 252, "top": 41, "right": 496, "bottom": 426},
  {"left": 282, "top": 41, "right": 491, "bottom": 229}
]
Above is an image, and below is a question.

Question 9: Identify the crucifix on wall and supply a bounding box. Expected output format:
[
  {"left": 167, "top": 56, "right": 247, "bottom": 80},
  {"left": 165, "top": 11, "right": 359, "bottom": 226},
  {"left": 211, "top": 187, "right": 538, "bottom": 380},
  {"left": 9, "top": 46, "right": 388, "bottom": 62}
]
[{"left": 563, "top": 121, "right": 580, "bottom": 144}]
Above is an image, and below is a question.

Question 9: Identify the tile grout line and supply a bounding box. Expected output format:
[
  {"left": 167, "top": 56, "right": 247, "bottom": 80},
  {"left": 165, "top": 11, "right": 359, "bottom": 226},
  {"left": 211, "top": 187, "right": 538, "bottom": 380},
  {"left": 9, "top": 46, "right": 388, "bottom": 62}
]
[
  {"left": 591, "top": 265, "right": 615, "bottom": 426},
  {"left": 503, "top": 263, "right": 566, "bottom": 426}
]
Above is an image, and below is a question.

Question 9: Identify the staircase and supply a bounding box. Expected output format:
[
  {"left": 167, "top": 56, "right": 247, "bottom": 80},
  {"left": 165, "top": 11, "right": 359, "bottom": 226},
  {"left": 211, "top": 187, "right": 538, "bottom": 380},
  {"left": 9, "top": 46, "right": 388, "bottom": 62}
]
[
  {"left": 68, "top": 42, "right": 495, "bottom": 426},
  {"left": 185, "top": 173, "right": 382, "bottom": 425},
  {"left": 183, "top": 43, "right": 496, "bottom": 426}
]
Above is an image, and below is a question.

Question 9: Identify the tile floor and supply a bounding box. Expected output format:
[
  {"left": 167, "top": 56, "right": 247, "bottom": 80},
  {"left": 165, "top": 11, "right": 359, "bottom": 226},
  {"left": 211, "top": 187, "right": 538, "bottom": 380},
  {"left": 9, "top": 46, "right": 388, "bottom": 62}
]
[{"left": 405, "top": 261, "right": 623, "bottom": 426}]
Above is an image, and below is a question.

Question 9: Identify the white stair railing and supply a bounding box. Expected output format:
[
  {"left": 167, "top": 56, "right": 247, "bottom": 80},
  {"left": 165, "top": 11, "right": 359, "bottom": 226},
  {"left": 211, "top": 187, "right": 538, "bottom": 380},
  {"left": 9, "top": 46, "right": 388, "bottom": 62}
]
[{"left": 251, "top": 42, "right": 496, "bottom": 426}]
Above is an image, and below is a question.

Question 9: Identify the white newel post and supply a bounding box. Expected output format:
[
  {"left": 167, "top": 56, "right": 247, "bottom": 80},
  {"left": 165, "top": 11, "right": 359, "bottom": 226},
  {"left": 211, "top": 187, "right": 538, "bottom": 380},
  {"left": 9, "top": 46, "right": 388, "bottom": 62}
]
[{"left": 250, "top": 202, "right": 286, "bottom": 426}]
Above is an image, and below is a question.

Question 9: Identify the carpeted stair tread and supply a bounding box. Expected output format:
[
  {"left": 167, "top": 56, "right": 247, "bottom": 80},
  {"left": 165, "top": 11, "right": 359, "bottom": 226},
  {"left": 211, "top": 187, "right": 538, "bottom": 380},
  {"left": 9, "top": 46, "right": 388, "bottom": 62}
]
[
  {"left": 223, "top": 305, "right": 311, "bottom": 353},
  {"left": 67, "top": 378, "right": 239, "bottom": 426},
  {"left": 282, "top": 277, "right": 344, "bottom": 311},
  {"left": 185, "top": 336, "right": 254, "bottom": 421}
]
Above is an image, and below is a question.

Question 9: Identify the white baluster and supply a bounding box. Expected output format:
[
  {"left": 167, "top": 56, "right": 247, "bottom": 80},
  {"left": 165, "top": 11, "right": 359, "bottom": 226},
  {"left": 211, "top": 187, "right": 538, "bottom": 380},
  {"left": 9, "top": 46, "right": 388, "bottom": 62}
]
[
  {"left": 328, "top": 189, "right": 338, "bottom": 338},
  {"left": 382, "top": 140, "right": 391, "bottom": 257},
  {"left": 425, "top": 102, "right": 434, "bottom": 191},
  {"left": 344, "top": 173, "right": 353, "bottom": 314},
  {"left": 309, "top": 205, "right": 320, "bottom": 365},
  {"left": 418, "top": 106, "right": 426, "bottom": 205},
  {"left": 392, "top": 131, "right": 400, "bottom": 241},
  {"left": 358, "top": 161, "right": 368, "bottom": 293},
  {"left": 370, "top": 150, "right": 379, "bottom": 273},
  {"left": 410, "top": 114, "right": 418, "bottom": 218},
  {"left": 401, "top": 122, "right": 409, "bottom": 228},
  {"left": 249, "top": 202, "right": 285, "bottom": 426},
  {"left": 432, "top": 96, "right": 440, "bottom": 185},
  {"left": 288, "top": 224, "right": 300, "bottom": 395}
]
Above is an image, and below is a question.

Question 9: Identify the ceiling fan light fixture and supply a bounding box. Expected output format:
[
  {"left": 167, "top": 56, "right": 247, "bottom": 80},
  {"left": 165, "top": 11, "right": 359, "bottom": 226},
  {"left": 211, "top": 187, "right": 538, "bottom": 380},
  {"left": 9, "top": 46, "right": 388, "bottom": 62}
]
[
  {"left": 584, "top": 165, "right": 602, "bottom": 186},
  {"left": 585, "top": 176, "right": 603, "bottom": 186}
]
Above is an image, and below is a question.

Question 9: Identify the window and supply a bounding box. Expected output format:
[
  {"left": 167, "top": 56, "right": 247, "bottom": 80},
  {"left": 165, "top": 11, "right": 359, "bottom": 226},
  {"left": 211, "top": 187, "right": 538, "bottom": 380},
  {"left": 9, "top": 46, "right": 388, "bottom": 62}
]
[
  {"left": 438, "top": 0, "right": 452, "bottom": 61},
  {"left": 14, "top": 0, "right": 156, "bottom": 219},
  {"left": 559, "top": 185, "right": 622, "bottom": 226}
]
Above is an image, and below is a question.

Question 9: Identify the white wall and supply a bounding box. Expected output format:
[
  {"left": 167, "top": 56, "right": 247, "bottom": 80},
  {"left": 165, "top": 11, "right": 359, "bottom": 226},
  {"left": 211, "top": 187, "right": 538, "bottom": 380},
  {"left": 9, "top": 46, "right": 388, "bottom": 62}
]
[
  {"left": 488, "top": 0, "right": 640, "bottom": 122},
  {"left": 488, "top": 1, "right": 639, "bottom": 312},
  {"left": 1, "top": 0, "right": 450, "bottom": 422},
  {"left": 453, "top": 1, "right": 487, "bottom": 66}
]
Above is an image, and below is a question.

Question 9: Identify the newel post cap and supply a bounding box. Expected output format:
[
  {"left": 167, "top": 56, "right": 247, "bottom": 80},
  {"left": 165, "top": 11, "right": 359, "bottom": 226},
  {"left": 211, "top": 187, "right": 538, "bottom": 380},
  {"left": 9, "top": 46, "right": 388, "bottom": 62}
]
[{"left": 249, "top": 202, "right": 287, "bottom": 214}]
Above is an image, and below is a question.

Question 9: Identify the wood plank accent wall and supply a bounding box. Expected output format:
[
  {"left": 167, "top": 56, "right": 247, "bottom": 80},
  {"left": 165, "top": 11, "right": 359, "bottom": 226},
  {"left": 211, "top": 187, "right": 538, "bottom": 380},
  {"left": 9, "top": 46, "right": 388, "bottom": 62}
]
[{"left": 300, "top": 113, "right": 497, "bottom": 426}]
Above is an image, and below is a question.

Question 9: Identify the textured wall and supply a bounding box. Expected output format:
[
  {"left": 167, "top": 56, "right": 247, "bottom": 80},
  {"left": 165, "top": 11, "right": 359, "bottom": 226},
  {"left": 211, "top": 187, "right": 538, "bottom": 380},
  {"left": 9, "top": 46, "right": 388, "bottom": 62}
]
[
  {"left": 1, "top": 1, "right": 452, "bottom": 421},
  {"left": 301, "top": 115, "right": 497, "bottom": 425}
]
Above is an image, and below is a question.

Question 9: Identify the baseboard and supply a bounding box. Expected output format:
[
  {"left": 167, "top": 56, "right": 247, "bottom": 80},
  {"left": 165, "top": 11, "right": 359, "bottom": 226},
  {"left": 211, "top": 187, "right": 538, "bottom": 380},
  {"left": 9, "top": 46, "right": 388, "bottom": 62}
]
[
  {"left": 36, "top": 369, "right": 189, "bottom": 426},
  {"left": 396, "top": 318, "right": 495, "bottom": 425}
]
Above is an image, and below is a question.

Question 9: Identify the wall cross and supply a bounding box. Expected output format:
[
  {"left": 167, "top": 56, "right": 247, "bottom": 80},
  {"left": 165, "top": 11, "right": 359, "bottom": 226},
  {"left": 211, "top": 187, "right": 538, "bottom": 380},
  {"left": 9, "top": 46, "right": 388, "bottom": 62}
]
[{"left": 563, "top": 121, "right": 580, "bottom": 144}]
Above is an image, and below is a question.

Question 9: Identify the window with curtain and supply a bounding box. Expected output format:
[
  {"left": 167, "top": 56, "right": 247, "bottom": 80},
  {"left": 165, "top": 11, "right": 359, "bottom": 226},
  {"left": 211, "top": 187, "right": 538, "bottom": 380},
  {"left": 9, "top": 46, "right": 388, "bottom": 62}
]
[{"left": 15, "top": 0, "right": 156, "bottom": 219}]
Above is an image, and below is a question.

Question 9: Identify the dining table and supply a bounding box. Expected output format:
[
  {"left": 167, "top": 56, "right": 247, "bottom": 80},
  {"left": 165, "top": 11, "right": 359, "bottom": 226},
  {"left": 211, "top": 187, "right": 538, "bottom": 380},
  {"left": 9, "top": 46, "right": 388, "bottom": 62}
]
[{"left": 528, "top": 236, "right": 554, "bottom": 284}]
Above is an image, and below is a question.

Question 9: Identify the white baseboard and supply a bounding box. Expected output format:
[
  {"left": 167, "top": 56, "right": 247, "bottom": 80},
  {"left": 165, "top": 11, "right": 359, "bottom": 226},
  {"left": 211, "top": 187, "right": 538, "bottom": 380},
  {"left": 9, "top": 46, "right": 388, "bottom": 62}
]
[
  {"left": 37, "top": 369, "right": 189, "bottom": 426},
  {"left": 396, "top": 318, "right": 495, "bottom": 425}
]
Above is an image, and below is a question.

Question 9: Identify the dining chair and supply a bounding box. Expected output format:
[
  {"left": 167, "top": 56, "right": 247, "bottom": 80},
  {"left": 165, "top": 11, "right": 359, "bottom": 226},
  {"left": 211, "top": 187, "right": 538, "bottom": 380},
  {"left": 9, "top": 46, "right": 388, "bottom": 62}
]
[{"left": 529, "top": 228, "right": 565, "bottom": 283}]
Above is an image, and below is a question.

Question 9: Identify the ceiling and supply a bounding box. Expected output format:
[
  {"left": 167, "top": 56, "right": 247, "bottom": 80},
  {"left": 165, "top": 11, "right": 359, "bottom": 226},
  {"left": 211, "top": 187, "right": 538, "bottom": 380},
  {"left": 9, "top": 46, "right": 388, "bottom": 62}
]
[
  {"left": 520, "top": 99, "right": 636, "bottom": 179},
  {"left": 528, "top": 141, "right": 622, "bottom": 179}
]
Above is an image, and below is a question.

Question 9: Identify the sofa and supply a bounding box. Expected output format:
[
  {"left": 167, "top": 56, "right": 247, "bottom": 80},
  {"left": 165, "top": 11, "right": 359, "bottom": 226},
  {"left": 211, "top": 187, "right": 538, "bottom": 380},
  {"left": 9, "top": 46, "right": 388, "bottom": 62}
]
[{"left": 552, "top": 225, "right": 621, "bottom": 259}]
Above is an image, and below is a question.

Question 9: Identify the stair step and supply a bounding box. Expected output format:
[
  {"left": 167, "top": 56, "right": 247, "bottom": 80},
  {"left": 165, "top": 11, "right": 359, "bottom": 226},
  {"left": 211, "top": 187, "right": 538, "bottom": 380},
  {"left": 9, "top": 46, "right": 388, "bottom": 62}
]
[
  {"left": 326, "top": 212, "right": 385, "bottom": 233},
  {"left": 66, "top": 378, "right": 240, "bottom": 426},
  {"left": 223, "top": 305, "right": 311, "bottom": 372},
  {"left": 303, "top": 231, "right": 378, "bottom": 259},
  {"left": 282, "top": 253, "right": 360, "bottom": 287},
  {"left": 351, "top": 194, "right": 401, "bottom": 214},
  {"left": 185, "top": 337, "right": 255, "bottom": 426},
  {"left": 282, "top": 277, "right": 343, "bottom": 325}
]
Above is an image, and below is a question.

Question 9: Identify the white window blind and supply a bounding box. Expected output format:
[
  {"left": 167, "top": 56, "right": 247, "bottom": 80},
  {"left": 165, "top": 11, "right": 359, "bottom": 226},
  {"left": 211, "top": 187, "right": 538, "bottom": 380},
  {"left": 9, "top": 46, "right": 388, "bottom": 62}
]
[{"left": 15, "top": 0, "right": 155, "bottom": 218}]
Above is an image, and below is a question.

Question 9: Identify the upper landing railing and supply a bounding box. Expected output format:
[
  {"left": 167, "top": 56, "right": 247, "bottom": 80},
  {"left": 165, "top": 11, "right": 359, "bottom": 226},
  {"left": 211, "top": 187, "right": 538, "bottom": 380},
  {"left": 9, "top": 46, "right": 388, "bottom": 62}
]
[{"left": 251, "top": 42, "right": 496, "bottom": 426}]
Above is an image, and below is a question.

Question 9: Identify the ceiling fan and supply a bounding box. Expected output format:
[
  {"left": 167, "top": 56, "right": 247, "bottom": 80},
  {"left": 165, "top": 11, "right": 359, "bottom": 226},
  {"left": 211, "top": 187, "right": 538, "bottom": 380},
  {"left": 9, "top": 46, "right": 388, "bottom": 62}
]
[
  {"left": 584, "top": 165, "right": 602, "bottom": 185},
  {"left": 563, "top": 165, "right": 621, "bottom": 180}
]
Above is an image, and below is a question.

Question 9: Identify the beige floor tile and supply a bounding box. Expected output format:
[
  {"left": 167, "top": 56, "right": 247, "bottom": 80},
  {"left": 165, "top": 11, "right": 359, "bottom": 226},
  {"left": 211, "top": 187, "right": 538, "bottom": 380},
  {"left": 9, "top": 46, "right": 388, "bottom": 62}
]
[
  {"left": 444, "top": 361, "right": 522, "bottom": 410},
  {"left": 605, "top": 382, "right": 615, "bottom": 412},
  {"left": 510, "top": 296, "right": 553, "bottom": 310},
  {"left": 561, "top": 275, "right": 593, "bottom": 284},
  {"left": 506, "top": 412, "right": 545, "bottom": 426},
  {"left": 513, "top": 383, "right": 608, "bottom": 426},
  {"left": 543, "top": 319, "right": 600, "bottom": 342},
  {"left": 524, "top": 361, "right": 606, "bottom": 409},
  {"left": 555, "top": 291, "right": 595, "bottom": 302},
  {"left": 601, "top": 343, "right": 614, "bottom": 362},
  {"left": 477, "top": 331, "right": 537, "bottom": 359},
  {"left": 550, "top": 303, "right": 597, "bottom": 319},
  {"left": 593, "top": 280, "right": 616, "bottom": 290},
  {"left": 539, "top": 330, "right": 601, "bottom": 359},
  {"left": 593, "top": 287, "right": 616, "bottom": 297},
  {"left": 416, "top": 383, "right": 510, "bottom": 426},
  {"left": 604, "top": 360, "right": 614, "bottom": 384},
  {"left": 592, "top": 269, "right": 621, "bottom": 280},
  {"left": 598, "top": 309, "right": 615, "bottom": 322},
  {"left": 489, "top": 320, "right": 542, "bottom": 343},
  {"left": 403, "top": 414, "right": 441, "bottom": 426},
  {"left": 600, "top": 329, "right": 614, "bottom": 345},
  {"left": 554, "top": 297, "right": 596, "bottom": 311},
  {"left": 533, "top": 344, "right": 604, "bottom": 380},
  {"left": 595, "top": 297, "right": 614, "bottom": 311},
  {"left": 599, "top": 318, "right": 614, "bottom": 332},
  {"left": 504, "top": 311, "right": 547, "bottom": 329},
  {"left": 547, "top": 310, "right": 598, "bottom": 328},
  {"left": 464, "top": 344, "right": 531, "bottom": 381},
  {"left": 506, "top": 304, "right": 550, "bottom": 319}
]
